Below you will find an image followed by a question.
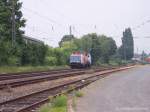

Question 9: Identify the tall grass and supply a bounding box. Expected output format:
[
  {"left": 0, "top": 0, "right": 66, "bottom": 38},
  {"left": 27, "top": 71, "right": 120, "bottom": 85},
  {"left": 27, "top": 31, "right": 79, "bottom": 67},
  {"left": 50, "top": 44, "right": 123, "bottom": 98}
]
[
  {"left": 75, "top": 91, "right": 84, "bottom": 97},
  {"left": 39, "top": 95, "right": 67, "bottom": 112},
  {"left": 0, "top": 66, "right": 69, "bottom": 74}
]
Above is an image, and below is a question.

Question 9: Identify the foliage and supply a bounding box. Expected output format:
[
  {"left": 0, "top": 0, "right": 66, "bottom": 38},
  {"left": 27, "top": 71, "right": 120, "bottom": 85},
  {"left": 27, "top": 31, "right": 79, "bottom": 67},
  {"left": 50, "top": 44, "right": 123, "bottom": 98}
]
[
  {"left": 39, "top": 95, "right": 67, "bottom": 112},
  {"left": 0, "top": 41, "right": 21, "bottom": 66},
  {"left": 0, "top": 0, "right": 26, "bottom": 43},
  {"left": 0, "top": 66, "right": 69, "bottom": 74},
  {"left": 98, "top": 35, "right": 117, "bottom": 63},
  {"left": 0, "top": 0, "right": 48, "bottom": 66},
  {"left": 0, "top": 0, "right": 25, "bottom": 66},
  {"left": 0, "top": 42, "right": 48, "bottom": 66},
  {"left": 72, "top": 33, "right": 117, "bottom": 64},
  {"left": 75, "top": 90, "right": 84, "bottom": 97},
  {"left": 59, "top": 35, "right": 75, "bottom": 47},
  {"left": 52, "top": 95, "right": 67, "bottom": 107},
  {"left": 21, "top": 43, "right": 48, "bottom": 65},
  {"left": 46, "top": 41, "right": 78, "bottom": 66},
  {"left": 0, "top": 0, "right": 121, "bottom": 67},
  {"left": 45, "top": 56, "right": 57, "bottom": 66},
  {"left": 39, "top": 104, "right": 51, "bottom": 112},
  {"left": 49, "top": 33, "right": 117, "bottom": 66},
  {"left": 119, "top": 28, "right": 134, "bottom": 60}
]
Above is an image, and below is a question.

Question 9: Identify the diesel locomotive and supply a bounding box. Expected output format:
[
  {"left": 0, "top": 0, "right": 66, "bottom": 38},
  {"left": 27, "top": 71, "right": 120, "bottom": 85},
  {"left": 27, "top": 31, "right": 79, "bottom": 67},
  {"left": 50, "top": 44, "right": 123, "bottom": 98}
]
[{"left": 69, "top": 51, "right": 91, "bottom": 68}]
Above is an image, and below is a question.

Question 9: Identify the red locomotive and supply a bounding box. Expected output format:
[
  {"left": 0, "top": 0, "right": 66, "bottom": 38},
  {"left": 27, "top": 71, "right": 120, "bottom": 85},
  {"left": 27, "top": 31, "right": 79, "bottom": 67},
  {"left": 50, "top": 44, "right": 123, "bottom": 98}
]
[{"left": 70, "top": 51, "right": 91, "bottom": 68}]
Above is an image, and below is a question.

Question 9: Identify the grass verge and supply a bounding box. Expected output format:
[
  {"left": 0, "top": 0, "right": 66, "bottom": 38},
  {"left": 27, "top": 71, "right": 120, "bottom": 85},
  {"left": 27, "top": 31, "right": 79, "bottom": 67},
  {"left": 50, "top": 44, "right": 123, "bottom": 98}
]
[
  {"left": 0, "top": 65, "right": 69, "bottom": 74},
  {"left": 71, "top": 90, "right": 84, "bottom": 110},
  {"left": 39, "top": 95, "right": 67, "bottom": 112},
  {"left": 75, "top": 90, "right": 84, "bottom": 97}
]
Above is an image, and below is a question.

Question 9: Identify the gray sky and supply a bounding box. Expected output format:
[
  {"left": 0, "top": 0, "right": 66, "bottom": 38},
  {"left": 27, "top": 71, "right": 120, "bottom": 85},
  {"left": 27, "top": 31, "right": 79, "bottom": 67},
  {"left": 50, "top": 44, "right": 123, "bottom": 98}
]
[{"left": 21, "top": 0, "right": 150, "bottom": 53}]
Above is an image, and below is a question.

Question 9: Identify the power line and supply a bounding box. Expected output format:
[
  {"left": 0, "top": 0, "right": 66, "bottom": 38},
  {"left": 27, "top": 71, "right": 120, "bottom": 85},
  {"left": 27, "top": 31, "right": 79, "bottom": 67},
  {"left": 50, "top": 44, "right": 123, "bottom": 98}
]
[
  {"left": 37, "top": 0, "right": 74, "bottom": 24},
  {"left": 22, "top": 1, "right": 150, "bottom": 42},
  {"left": 22, "top": 6, "right": 65, "bottom": 28},
  {"left": 26, "top": 26, "right": 51, "bottom": 36},
  {"left": 22, "top": 5, "right": 102, "bottom": 37},
  {"left": 72, "top": 26, "right": 82, "bottom": 36},
  {"left": 38, "top": 0, "right": 103, "bottom": 35},
  {"left": 132, "top": 19, "right": 150, "bottom": 30},
  {"left": 22, "top": 1, "right": 114, "bottom": 38},
  {"left": 113, "top": 19, "right": 150, "bottom": 39},
  {"left": 23, "top": 2, "right": 83, "bottom": 34},
  {"left": 134, "top": 36, "right": 150, "bottom": 39},
  {"left": 25, "top": 25, "right": 61, "bottom": 42}
]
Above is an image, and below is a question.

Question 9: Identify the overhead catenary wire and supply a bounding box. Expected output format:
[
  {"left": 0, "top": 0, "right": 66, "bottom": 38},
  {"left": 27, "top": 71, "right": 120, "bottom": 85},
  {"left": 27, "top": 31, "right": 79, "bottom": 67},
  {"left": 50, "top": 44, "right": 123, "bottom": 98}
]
[
  {"left": 113, "top": 19, "right": 150, "bottom": 39},
  {"left": 37, "top": 0, "right": 74, "bottom": 24},
  {"left": 25, "top": 26, "right": 58, "bottom": 42},
  {"left": 35, "top": 0, "right": 85, "bottom": 36},
  {"left": 22, "top": 2, "right": 104, "bottom": 37},
  {"left": 26, "top": 0, "right": 91, "bottom": 36},
  {"left": 22, "top": 0, "right": 150, "bottom": 44},
  {"left": 22, "top": 6, "right": 65, "bottom": 28},
  {"left": 132, "top": 19, "right": 150, "bottom": 30},
  {"left": 26, "top": 26, "right": 51, "bottom": 36},
  {"left": 22, "top": 5, "right": 71, "bottom": 43}
]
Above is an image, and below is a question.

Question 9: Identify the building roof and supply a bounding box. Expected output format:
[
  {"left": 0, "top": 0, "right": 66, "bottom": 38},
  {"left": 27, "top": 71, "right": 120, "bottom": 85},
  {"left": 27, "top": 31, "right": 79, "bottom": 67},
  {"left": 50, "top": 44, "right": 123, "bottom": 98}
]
[{"left": 23, "top": 35, "right": 44, "bottom": 44}]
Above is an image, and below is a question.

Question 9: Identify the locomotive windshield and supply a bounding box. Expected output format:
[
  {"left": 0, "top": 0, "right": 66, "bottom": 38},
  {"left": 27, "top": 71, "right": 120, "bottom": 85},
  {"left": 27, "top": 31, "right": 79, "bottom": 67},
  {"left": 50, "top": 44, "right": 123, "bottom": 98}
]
[{"left": 70, "top": 56, "right": 81, "bottom": 63}]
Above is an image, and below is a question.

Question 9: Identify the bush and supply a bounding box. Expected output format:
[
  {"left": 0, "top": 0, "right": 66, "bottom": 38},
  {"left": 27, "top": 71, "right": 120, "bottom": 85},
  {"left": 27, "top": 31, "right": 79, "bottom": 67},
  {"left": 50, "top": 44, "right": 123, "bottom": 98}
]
[
  {"left": 21, "top": 43, "right": 48, "bottom": 66},
  {"left": 8, "top": 56, "right": 20, "bottom": 66},
  {"left": 39, "top": 104, "right": 51, "bottom": 112},
  {"left": 45, "top": 56, "right": 57, "bottom": 66},
  {"left": 75, "top": 91, "right": 84, "bottom": 97},
  {"left": 52, "top": 95, "right": 67, "bottom": 107},
  {"left": 39, "top": 95, "right": 67, "bottom": 112}
]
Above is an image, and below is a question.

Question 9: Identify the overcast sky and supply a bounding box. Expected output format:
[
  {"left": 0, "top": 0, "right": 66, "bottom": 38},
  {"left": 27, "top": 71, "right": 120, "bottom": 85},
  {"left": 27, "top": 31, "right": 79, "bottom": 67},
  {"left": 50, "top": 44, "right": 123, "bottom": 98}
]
[{"left": 21, "top": 0, "right": 150, "bottom": 53}]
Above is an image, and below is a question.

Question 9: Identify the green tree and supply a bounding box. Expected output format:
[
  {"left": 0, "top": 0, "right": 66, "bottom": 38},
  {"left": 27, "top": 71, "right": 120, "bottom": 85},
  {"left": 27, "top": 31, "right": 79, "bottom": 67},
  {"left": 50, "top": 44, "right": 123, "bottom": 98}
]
[
  {"left": 0, "top": 0, "right": 26, "bottom": 66},
  {"left": 0, "top": 0, "right": 26, "bottom": 43},
  {"left": 59, "top": 35, "right": 75, "bottom": 47},
  {"left": 90, "top": 33, "right": 101, "bottom": 64},
  {"left": 45, "top": 47, "right": 57, "bottom": 65},
  {"left": 98, "top": 35, "right": 117, "bottom": 63},
  {"left": 73, "top": 33, "right": 117, "bottom": 64},
  {"left": 46, "top": 33, "right": 117, "bottom": 66},
  {"left": 119, "top": 28, "right": 134, "bottom": 60},
  {"left": 73, "top": 33, "right": 100, "bottom": 64},
  {"left": 61, "top": 41, "right": 78, "bottom": 64},
  {"left": 21, "top": 43, "right": 48, "bottom": 66}
]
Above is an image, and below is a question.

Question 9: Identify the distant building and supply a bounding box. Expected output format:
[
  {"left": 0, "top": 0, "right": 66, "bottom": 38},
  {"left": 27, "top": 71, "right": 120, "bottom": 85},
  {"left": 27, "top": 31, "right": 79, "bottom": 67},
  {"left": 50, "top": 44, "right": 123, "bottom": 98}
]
[{"left": 23, "top": 35, "right": 44, "bottom": 44}]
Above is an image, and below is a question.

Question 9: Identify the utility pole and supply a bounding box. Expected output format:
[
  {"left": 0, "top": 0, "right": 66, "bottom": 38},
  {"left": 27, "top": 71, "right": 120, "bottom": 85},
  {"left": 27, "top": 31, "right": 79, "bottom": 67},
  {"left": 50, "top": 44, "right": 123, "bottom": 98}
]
[
  {"left": 94, "top": 25, "right": 97, "bottom": 33},
  {"left": 12, "top": 0, "right": 16, "bottom": 45},
  {"left": 69, "top": 25, "right": 72, "bottom": 35},
  {"left": 137, "top": 47, "right": 139, "bottom": 54}
]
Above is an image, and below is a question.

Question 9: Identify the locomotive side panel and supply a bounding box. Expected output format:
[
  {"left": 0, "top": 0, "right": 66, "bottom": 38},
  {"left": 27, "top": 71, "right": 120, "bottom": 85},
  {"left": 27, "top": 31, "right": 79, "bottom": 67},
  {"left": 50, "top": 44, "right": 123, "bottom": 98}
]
[{"left": 70, "top": 51, "right": 91, "bottom": 68}]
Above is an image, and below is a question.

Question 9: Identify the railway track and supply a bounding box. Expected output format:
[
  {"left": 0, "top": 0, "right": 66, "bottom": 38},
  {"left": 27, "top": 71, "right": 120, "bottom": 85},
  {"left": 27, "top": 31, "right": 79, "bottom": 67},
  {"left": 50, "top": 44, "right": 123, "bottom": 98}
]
[
  {"left": 0, "top": 66, "right": 114, "bottom": 81},
  {"left": 0, "top": 67, "right": 109, "bottom": 89},
  {"left": 0, "top": 69, "right": 80, "bottom": 81},
  {"left": 0, "top": 66, "right": 134, "bottom": 112}
]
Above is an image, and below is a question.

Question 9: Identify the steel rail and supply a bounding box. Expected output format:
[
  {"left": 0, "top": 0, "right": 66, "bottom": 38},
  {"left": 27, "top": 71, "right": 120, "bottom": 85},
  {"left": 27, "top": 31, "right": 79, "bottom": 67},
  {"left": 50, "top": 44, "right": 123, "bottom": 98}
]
[
  {"left": 0, "top": 68, "right": 109, "bottom": 89},
  {"left": 0, "top": 66, "right": 111, "bottom": 81},
  {"left": 0, "top": 70, "right": 85, "bottom": 89},
  {"left": 0, "top": 69, "right": 79, "bottom": 81},
  {"left": 0, "top": 66, "right": 134, "bottom": 112}
]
